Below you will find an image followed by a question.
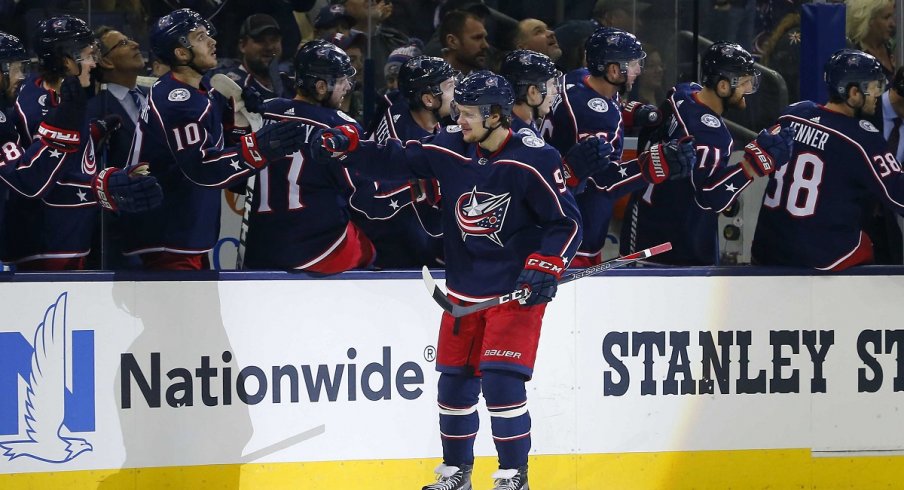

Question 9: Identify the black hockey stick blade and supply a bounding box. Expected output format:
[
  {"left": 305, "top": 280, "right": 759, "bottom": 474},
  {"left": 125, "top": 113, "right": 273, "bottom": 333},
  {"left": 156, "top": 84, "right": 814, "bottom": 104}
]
[{"left": 422, "top": 242, "right": 671, "bottom": 318}]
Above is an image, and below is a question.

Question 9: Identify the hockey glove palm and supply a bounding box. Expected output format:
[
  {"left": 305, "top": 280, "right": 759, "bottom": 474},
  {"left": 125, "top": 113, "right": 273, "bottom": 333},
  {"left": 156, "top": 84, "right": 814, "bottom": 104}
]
[
  {"left": 311, "top": 125, "right": 361, "bottom": 164},
  {"left": 743, "top": 125, "right": 795, "bottom": 178},
  {"left": 562, "top": 136, "right": 613, "bottom": 186},
  {"left": 93, "top": 164, "right": 163, "bottom": 213},
  {"left": 39, "top": 76, "right": 87, "bottom": 153},
  {"left": 240, "top": 120, "right": 307, "bottom": 169},
  {"left": 515, "top": 253, "right": 565, "bottom": 306},
  {"left": 622, "top": 101, "right": 662, "bottom": 129},
  {"left": 639, "top": 137, "right": 696, "bottom": 184}
]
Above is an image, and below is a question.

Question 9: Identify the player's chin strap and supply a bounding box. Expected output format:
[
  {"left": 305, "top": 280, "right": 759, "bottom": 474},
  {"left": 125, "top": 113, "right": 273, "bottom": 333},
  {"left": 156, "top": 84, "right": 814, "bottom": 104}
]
[{"left": 478, "top": 118, "right": 504, "bottom": 144}]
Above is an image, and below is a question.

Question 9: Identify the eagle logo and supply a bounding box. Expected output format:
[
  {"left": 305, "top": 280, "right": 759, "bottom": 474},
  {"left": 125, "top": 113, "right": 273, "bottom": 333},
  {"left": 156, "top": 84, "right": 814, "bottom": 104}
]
[
  {"left": 455, "top": 187, "right": 510, "bottom": 246},
  {"left": 0, "top": 293, "right": 93, "bottom": 463}
]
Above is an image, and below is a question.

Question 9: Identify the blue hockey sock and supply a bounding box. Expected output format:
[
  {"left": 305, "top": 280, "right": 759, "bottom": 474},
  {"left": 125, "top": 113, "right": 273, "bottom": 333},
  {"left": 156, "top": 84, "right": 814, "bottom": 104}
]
[
  {"left": 437, "top": 373, "right": 481, "bottom": 466},
  {"left": 482, "top": 369, "right": 531, "bottom": 469}
]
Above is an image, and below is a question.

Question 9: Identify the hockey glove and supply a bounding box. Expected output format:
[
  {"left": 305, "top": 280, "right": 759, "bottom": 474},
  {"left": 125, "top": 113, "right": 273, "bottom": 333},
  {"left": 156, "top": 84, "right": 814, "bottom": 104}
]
[
  {"left": 240, "top": 120, "right": 307, "bottom": 169},
  {"left": 622, "top": 101, "right": 662, "bottom": 129},
  {"left": 311, "top": 124, "right": 361, "bottom": 163},
  {"left": 742, "top": 125, "right": 795, "bottom": 178},
  {"left": 241, "top": 85, "right": 266, "bottom": 114},
  {"left": 93, "top": 165, "right": 163, "bottom": 213},
  {"left": 562, "top": 136, "right": 613, "bottom": 187},
  {"left": 38, "top": 76, "right": 87, "bottom": 153},
  {"left": 90, "top": 114, "right": 122, "bottom": 149},
  {"left": 515, "top": 253, "right": 565, "bottom": 306},
  {"left": 639, "top": 137, "right": 696, "bottom": 185}
]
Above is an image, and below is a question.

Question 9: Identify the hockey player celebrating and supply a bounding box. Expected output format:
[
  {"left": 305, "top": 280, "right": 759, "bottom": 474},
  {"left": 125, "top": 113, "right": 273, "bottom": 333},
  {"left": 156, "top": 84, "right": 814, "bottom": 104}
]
[
  {"left": 500, "top": 49, "right": 561, "bottom": 137},
  {"left": 313, "top": 71, "right": 581, "bottom": 490},
  {"left": 123, "top": 8, "right": 306, "bottom": 270},
  {"left": 620, "top": 41, "right": 795, "bottom": 265},
  {"left": 5, "top": 18, "right": 161, "bottom": 269},
  {"left": 753, "top": 49, "right": 904, "bottom": 270},
  {"left": 544, "top": 27, "right": 669, "bottom": 266},
  {"left": 241, "top": 39, "right": 376, "bottom": 273},
  {"left": 349, "top": 55, "right": 456, "bottom": 268}
]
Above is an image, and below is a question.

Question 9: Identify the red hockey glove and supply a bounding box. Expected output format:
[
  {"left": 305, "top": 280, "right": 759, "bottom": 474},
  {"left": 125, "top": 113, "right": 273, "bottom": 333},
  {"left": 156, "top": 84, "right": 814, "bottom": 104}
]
[
  {"left": 240, "top": 120, "right": 307, "bottom": 169},
  {"left": 622, "top": 101, "right": 662, "bottom": 129},
  {"left": 515, "top": 253, "right": 565, "bottom": 306},
  {"left": 37, "top": 122, "right": 81, "bottom": 153},
  {"left": 92, "top": 165, "right": 163, "bottom": 213},
  {"left": 639, "top": 137, "right": 696, "bottom": 184},
  {"left": 742, "top": 125, "right": 795, "bottom": 178},
  {"left": 311, "top": 124, "right": 361, "bottom": 163}
]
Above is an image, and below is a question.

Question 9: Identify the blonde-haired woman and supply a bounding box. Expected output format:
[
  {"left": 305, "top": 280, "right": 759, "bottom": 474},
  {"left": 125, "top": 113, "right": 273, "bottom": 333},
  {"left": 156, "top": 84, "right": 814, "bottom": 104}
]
[{"left": 847, "top": 0, "right": 896, "bottom": 82}]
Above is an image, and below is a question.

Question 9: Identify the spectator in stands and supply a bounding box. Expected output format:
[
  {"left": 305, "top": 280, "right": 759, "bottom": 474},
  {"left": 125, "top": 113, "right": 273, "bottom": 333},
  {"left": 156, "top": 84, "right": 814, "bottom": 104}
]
[
  {"left": 439, "top": 10, "right": 489, "bottom": 75},
  {"left": 218, "top": 14, "right": 293, "bottom": 99},
  {"left": 847, "top": 0, "right": 896, "bottom": 84},
  {"left": 553, "top": 20, "right": 595, "bottom": 73},
  {"left": 593, "top": 0, "right": 649, "bottom": 33},
  {"left": 342, "top": 0, "right": 408, "bottom": 89},
  {"left": 314, "top": 3, "right": 357, "bottom": 39},
  {"left": 514, "top": 18, "right": 561, "bottom": 63},
  {"left": 760, "top": 12, "right": 801, "bottom": 102},
  {"left": 383, "top": 41, "right": 423, "bottom": 92}
]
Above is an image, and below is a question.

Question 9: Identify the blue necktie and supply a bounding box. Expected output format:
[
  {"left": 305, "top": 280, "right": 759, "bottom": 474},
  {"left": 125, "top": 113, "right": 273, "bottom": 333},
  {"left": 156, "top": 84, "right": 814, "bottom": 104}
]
[{"left": 128, "top": 88, "right": 143, "bottom": 112}]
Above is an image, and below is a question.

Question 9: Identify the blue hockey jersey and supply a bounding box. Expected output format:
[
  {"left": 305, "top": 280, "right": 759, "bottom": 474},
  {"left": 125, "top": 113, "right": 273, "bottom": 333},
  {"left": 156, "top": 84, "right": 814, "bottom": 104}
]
[
  {"left": 5, "top": 74, "right": 98, "bottom": 263},
  {"left": 620, "top": 82, "right": 752, "bottom": 265},
  {"left": 340, "top": 127, "right": 582, "bottom": 300},
  {"left": 123, "top": 73, "right": 257, "bottom": 256},
  {"left": 543, "top": 69, "right": 645, "bottom": 262},
  {"left": 353, "top": 92, "right": 444, "bottom": 268},
  {"left": 242, "top": 98, "right": 364, "bottom": 269},
  {"left": 753, "top": 101, "right": 904, "bottom": 269}
]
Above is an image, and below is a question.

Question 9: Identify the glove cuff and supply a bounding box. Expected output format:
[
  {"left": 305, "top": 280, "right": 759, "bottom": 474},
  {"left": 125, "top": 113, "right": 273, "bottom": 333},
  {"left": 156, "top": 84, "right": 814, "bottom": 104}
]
[
  {"left": 640, "top": 143, "right": 671, "bottom": 185},
  {"left": 561, "top": 161, "right": 581, "bottom": 187},
  {"left": 743, "top": 141, "right": 775, "bottom": 178},
  {"left": 93, "top": 167, "right": 122, "bottom": 212},
  {"left": 240, "top": 132, "right": 267, "bottom": 169},
  {"left": 524, "top": 253, "right": 565, "bottom": 279},
  {"left": 38, "top": 122, "right": 80, "bottom": 153}
]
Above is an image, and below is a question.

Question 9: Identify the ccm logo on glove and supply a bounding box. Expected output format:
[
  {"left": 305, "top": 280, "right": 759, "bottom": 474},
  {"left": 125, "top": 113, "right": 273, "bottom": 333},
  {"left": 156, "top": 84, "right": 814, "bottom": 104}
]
[{"left": 525, "top": 256, "right": 564, "bottom": 276}]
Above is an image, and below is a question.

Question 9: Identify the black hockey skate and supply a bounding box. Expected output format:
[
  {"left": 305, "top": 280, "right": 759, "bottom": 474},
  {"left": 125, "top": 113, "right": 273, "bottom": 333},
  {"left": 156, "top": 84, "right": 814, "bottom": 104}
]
[
  {"left": 422, "top": 463, "right": 473, "bottom": 490},
  {"left": 491, "top": 466, "right": 529, "bottom": 490}
]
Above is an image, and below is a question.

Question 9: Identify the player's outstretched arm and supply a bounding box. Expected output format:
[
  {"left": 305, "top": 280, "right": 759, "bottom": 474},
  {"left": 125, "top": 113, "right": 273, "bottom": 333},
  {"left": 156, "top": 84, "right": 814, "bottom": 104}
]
[
  {"left": 740, "top": 125, "right": 795, "bottom": 179},
  {"left": 311, "top": 124, "right": 436, "bottom": 182},
  {"left": 638, "top": 137, "right": 696, "bottom": 184}
]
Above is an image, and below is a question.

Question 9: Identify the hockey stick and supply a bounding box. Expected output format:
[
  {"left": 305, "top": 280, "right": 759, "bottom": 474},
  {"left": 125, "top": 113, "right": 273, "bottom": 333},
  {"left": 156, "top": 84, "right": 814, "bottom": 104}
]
[
  {"left": 209, "top": 74, "right": 263, "bottom": 270},
  {"left": 422, "top": 242, "right": 672, "bottom": 318}
]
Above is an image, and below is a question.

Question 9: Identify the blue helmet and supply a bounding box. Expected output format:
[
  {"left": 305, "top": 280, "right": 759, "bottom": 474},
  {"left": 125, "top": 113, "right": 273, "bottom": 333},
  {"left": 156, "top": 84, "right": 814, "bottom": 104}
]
[
  {"left": 150, "top": 9, "right": 216, "bottom": 66},
  {"left": 585, "top": 27, "right": 645, "bottom": 77},
  {"left": 500, "top": 49, "right": 559, "bottom": 102},
  {"left": 701, "top": 42, "right": 761, "bottom": 94},
  {"left": 294, "top": 39, "right": 356, "bottom": 94},
  {"left": 34, "top": 15, "right": 96, "bottom": 74},
  {"left": 0, "top": 32, "right": 29, "bottom": 71},
  {"left": 824, "top": 49, "right": 885, "bottom": 101},
  {"left": 453, "top": 70, "right": 515, "bottom": 119},
  {"left": 398, "top": 56, "right": 455, "bottom": 106}
]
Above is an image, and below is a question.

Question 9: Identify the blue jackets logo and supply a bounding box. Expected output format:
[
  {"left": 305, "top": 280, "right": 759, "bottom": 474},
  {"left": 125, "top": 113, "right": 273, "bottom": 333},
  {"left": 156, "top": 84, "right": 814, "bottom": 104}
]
[
  {"left": 455, "top": 187, "right": 511, "bottom": 246},
  {"left": 0, "top": 293, "right": 95, "bottom": 463}
]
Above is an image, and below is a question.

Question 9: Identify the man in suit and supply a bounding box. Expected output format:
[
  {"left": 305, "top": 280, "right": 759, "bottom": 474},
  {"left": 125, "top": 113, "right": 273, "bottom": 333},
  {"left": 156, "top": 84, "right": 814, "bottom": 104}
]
[
  {"left": 88, "top": 26, "right": 149, "bottom": 269},
  {"left": 865, "top": 66, "right": 904, "bottom": 263}
]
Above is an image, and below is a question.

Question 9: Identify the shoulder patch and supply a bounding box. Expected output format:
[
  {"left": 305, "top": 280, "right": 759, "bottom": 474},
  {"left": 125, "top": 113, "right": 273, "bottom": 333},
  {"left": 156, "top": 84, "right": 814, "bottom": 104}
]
[
  {"left": 588, "top": 97, "right": 609, "bottom": 113},
  {"left": 38, "top": 94, "right": 47, "bottom": 107},
  {"left": 859, "top": 120, "right": 879, "bottom": 133},
  {"left": 168, "top": 88, "right": 191, "bottom": 102},
  {"left": 522, "top": 135, "right": 545, "bottom": 148},
  {"left": 446, "top": 125, "right": 462, "bottom": 133},
  {"left": 0, "top": 111, "right": 6, "bottom": 123},
  {"left": 226, "top": 72, "right": 242, "bottom": 82},
  {"left": 337, "top": 110, "right": 357, "bottom": 123},
  {"left": 516, "top": 127, "right": 535, "bottom": 137},
  {"left": 701, "top": 114, "right": 722, "bottom": 128}
]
